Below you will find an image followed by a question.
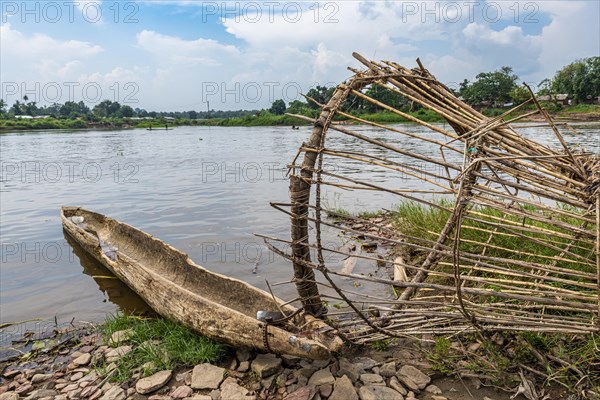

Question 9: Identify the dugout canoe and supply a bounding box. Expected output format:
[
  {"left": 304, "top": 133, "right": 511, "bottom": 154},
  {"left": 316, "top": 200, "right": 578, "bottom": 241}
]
[{"left": 61, "top": 206, "right": 343, "bottom": 359}]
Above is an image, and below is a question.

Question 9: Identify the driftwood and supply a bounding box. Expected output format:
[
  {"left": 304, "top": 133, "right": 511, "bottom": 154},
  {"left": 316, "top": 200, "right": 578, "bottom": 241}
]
[{"left": 266, "top": 52, "right": 600, "bottom": 342}]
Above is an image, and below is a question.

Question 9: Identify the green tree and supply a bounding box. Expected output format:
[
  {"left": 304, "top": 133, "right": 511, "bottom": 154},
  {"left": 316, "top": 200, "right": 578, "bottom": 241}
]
[
  {"left": 119, "top": 105, "right": 134, "bottom": 118},
  {"left": 509, "top": 86, "right": 530, "bottom": 104},
  {"left": 362, "top": 84, "right": 407, "bottom": 113},
  {"left": 552, "top": 57, "right": 600, "bottom": 103},
  {"left": 0, "top": 99, "right": 6, "bottom": 118},
  {"left": 286, "top": 100, "right": 307, "bottom": 114},
  {"left": 459, "top": 67, "right": 519, "bottom": 106},
  {"left": 305, "top": 86, "right": 334, "bottom": 109},
  {"left": 269, "top": 99, "right": 286, "bottom": 115}
]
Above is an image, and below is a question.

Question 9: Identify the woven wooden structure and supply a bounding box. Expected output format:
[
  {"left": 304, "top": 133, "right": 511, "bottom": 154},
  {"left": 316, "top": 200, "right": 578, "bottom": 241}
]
[{"left": 262, "top": 53, "right": 600, "bottom": 344}]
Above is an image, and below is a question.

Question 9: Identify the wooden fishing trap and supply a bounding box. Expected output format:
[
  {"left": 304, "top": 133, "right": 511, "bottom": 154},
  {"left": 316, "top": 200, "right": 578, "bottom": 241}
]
[{"left": 262, "top": 53, "right": 600, "bottom": 344}]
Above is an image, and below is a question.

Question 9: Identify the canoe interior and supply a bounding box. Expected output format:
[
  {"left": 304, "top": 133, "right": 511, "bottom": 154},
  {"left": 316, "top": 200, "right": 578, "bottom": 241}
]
[{"left": 61, "top": 207, "right": 293, "bottom": 321}]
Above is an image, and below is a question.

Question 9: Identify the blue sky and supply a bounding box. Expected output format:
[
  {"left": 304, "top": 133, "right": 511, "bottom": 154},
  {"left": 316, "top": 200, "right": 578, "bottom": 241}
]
[{"left": 1, "top": 1, "right": 598, "bottom": 111}]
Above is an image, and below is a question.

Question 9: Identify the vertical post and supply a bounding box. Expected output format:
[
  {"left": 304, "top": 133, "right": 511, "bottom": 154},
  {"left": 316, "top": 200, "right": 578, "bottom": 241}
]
[{"left": 289, "top": 80, "right": 364, "bottom": 316}]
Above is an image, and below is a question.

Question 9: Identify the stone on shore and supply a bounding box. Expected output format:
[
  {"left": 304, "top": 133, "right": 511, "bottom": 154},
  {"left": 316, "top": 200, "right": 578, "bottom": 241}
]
[
  {"left": 358, "top": 385, "right": 405, "bottom": 400},
  {"left": 0, "top": 393, "right": 20, "bottom": 400},
  {"left": 307, "top": 368, "right": 335, "bottom": 386},
  {"left": 100, "top": 386, "right": 125, "bottom": 400},
  {"left": 170, "top": 385, "right": 192, "bottom": 399},
  {"left": 251, "top": 354, "right": 281, "bottom": 378},
  {"left": 105, "top": 346, "right": 132, "bottom": 363},
  {"left": 284, "top": 385, "right": 317, "bottom": 400},
  {"left": 73, "top": 353, "right": 92, "bottom": 366},
  {"left": 190, "top": 364, "right": 225, "bottom": 389},
  {"left": 30, "top": 374, "right": 52, "bottom": 384},
  {"left": 220, "top": 381, "right": 252, "bottom": 400},
  {"left": 24, "top": 389, "right": 57, "bottom": 400},
  {"left": 336, "top": 358, "right": 360, "bottom": 383},
  {"left": 397, "top": 365, "right": 430, "bottom": 390},
  {"left": 330, "top": 376, "right": 357, "bottom": 400},
  {"left": 135, "top": 370, "right": 172, "bottom": 394},
  {"left": 110, "top": 329, "right": 134, "bottom": 344}
]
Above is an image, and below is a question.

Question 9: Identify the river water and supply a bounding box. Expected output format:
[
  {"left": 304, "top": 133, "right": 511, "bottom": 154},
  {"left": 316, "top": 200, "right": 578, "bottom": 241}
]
[{"left": 1, "top": 123, "right": 598, "bottom": 344}]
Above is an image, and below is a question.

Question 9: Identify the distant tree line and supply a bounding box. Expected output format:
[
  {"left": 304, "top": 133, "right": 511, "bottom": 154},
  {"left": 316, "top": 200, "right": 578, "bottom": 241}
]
[{"left": 0, "top": 57, "right": 597, "bottom": 121}]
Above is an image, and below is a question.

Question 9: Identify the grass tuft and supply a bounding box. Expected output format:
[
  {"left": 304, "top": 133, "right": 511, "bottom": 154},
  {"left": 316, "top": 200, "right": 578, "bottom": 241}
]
[{"left": 100, "top": 314, "right": 227, "bottom": 382}]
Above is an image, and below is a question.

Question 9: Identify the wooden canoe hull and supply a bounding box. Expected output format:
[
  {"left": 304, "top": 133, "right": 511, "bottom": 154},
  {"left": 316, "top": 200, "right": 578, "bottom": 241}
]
[{"left": 61, "top": 207, "right": 342, "bottom": 359}]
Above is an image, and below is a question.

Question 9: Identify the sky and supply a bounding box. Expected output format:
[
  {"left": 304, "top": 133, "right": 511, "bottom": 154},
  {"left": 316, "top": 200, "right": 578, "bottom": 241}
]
[{"left": 1, "top": 0, "right": 599, "bottom": 111}]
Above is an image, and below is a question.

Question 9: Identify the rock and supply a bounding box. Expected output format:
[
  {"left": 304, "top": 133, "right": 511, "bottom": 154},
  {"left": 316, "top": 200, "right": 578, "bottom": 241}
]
[
  {"left": 388, "top": 377, "right": 407, "bottom": 396},
  {"left": 0, "top": 393, "right": 20, "bottom": 400},
  {"left": 236, "top": 349, "right": 251, "bottom": 363},
  {"left": 335, "top": 358, "right": 359, "bottom": 383},
  {"left": 281, "top": 355, "right": 301, "bottom": 367},
  {"left": 190, "top": 396, "right": 212, "bottom": 400},
  {"left": 24, "top": 389, "right": 57, "bottom": 400},
  {"left": 89, "top": 389, "right": 103, "bottom": 400},
  {"left": 209, "top": 389, "right": 220, "bottom": 400},
  {"left": 396, "top": 375, "right": 419, "bottom": 392},
  {"left": 397, "top": 366, "right": 430, "bottom": 390},
  {"left": 251, "top": 354, "right": 282, "bottom": 378},
  {"left": 3, "top": 370, "right": 21, "bottom": 379},
  {"left": 425, "top": 385, "right": 442, "bottom": 395},
  {"left": 136, "top": 370, "right": 173, "bottom": 394},
  {"left": 67, "top": 389, "right": 82, "bottom": 399},
  {"left": 358, "top": 386, "right": 404, "bottom": 400},
  {"left": 359, "top": 374, "right": 383, "bottom": 385},
  {"left": 308, "top": 368, "right": 334, "bottom": 386},
  {"left": 70, "top": 372, "right": 84, "bottom": 381},
  {"left": 81, "top": 385, "right": 98, "bottom": 397},
  {"left": 30, "top": 374, "right": 52, "bottom": 384},
  {"left": 319, "top": 384, "right": 332, "bottom": 398},
  {"left": 431, "top": 396, "right": 448, "bottom": 400},
  {"left": 15, "top": 385, "right": 33, "bottom": 395},
  {"left": 284, "top": 385, "right": 317, "bottom": 400},
  {"left": 329, "top": 376, "right": 357, "bottom": 400},
  {"left": 80, "top": 371, "right": 99, "bottom": 383},
  {"left": 190, "top": 364, "right": 225, "bottom": 390},
  {"left": 100, "top": 386, "right": 125, "bottom": 400},
  {"left": 220, "top": 381, "right": 252, "bottom": 400},
  {"left": 311, "top": 359, "right": 330, "bottom": 369},
  {"left": 378, "top": 362, "right": 396, "bottom": 378},
  {"left": 61, "top": 384, "right": 79, "bottom": 393},
  {"left": 105, "top": 346, "right": 132, "bottom": 363},
  {"left": 170, "top": 386, "right": 192, "bottom": 399},
  {"left": 237, "top": 361, "right": 250, "bottom": 373},
  {"left": 352, "top": 357, "right": 377, "bottom": 373},
  {"left": 110, "top": 329, "right": 133, "bottom": 344},
  {"left": 74, "top": 353, "right": 92, "bottom": 366}
]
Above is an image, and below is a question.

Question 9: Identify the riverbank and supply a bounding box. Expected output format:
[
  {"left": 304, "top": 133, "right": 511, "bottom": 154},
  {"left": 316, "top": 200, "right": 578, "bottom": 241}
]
[
  {"left": 1, "top": 104, "right": 597, "bottom": 132},
  {"left": 1, "top": 315, "right": 525, "bottom": 400}
]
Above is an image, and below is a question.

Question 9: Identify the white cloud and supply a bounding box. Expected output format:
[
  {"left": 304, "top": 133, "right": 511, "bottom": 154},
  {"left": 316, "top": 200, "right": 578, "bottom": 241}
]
[
  {"left": 1, "top": 1, "right": 598, "bottom": 110},
  {"left": 0, "top": 22, "right": 103, "bottom": 59}
]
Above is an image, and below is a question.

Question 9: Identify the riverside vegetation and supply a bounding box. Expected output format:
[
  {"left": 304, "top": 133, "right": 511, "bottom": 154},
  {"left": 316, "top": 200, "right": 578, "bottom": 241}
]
[{"left": 1, "top": 57, "right": 598, "bottom": 131}]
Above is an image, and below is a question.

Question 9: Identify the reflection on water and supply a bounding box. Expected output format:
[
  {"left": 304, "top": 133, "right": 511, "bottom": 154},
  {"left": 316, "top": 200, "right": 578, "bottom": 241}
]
[{"left": 63, "top": 231, "right": 154, "bottom": 317}]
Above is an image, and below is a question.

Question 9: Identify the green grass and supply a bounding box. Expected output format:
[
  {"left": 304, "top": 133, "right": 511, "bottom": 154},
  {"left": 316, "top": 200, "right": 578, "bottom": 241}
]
[
  {"left": 100, "top": 314, "right": 227, "bottom": 382},
  {"left": 558, "top": 103, "right": 600, "bottom": 114},
  {"left": 391, "top": 200, "right": 595, "bottom": 277}
]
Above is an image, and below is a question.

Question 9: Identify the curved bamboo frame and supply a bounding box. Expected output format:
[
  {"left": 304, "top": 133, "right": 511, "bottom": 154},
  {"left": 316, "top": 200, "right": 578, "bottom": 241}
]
[{"left": 269, "top": 52, "right": 600, "bottom": 340}]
